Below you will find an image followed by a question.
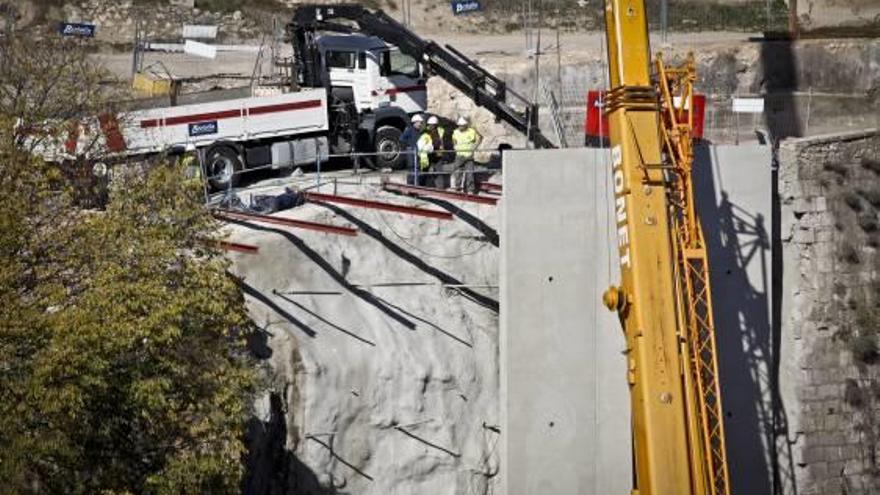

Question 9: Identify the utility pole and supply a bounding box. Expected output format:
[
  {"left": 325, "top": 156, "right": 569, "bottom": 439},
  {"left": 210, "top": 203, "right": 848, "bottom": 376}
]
[
  {"left": 788, "top": 0, "right": 799, "bottom": 38},
  {"left": 131, "top": 20, "right": 142, "bottom": 78},
  {"left": 555, "top": 7, "right": 561, "bottom": 90},
  {"left": 660, "top": 0, "right": 668, "bottom": 42},
  {"left": 534, "top": 0, "right": 542, "bottom": 104}
]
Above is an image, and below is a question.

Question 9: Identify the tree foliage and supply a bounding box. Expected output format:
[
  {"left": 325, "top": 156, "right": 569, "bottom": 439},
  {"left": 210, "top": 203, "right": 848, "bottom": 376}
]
[{"left": 0, "top": 34, "right": 256, "bottom": 494}]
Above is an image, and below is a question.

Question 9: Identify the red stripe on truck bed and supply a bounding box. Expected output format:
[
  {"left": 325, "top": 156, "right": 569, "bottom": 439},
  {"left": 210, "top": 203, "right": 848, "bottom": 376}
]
[
  {"left": 384, "top": 84, "right": 426, "bottom": 96},
  {"left": 139, "top": 99, "right": 323, "bottom": 128},
  {"left": 248, "top": 99, "right": 323, "bottom": 115}
]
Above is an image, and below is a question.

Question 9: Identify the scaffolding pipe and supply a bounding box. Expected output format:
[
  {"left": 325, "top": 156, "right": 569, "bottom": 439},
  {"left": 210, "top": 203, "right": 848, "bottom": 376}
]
[
  {"left": 382, "top": 182, "right": 499, "bottom": 206},
  {"left": 214, "top": 240, "right": 260, "bottom": 254},
  {"left": 302, "top": 191, "right": 454, "bottom": 220},
  {"left": 214, "top": 209, "right": 358, "bottom": 236}
]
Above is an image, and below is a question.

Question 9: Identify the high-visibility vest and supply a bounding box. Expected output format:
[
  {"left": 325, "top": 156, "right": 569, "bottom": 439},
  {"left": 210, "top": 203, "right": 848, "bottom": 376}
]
[
  {"left": 452, "top": 127, "right": 479, "bottom": 158},
  {"left": 417, "top": 132, "right": 434, "bottom": 170},
  {"left": 417, "top": 128, "right": 446, "bottom": 169}
]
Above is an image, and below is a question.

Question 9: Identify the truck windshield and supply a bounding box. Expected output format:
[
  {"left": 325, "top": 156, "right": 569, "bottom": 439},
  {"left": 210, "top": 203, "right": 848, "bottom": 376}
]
[
  {"left": 326, "top": 50, "right": 356, "bottom": 69},
  {"left": 380, "top": 50, "right": 419, "bottom": 78}
]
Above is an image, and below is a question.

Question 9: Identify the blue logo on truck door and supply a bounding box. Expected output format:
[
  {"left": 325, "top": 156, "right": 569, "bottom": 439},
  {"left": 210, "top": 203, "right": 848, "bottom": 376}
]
[{"left": 188, "top": 121, "right": 218, "bottom": 137}]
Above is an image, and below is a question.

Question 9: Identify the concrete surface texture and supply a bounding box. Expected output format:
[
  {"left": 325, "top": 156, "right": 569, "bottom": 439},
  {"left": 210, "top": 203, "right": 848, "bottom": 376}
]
[
  {"left": 224, "top": 175, "right": 502, "bottom": 494},
  {"left": 500, "top": 143, "right": 773, "bottom": 494},
  {"left": 694, "top": 142, "right": 774, "bottom": 494},
  {"left": 500, "top": 148, "right": 630, "bottom": 494}
]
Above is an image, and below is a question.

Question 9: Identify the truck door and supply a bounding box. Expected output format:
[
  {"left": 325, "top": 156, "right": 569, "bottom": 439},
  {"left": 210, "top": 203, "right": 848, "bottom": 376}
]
[
  {"left": 375, "top": 48, "right": 427, "bottom": 114},
  {"left": 324, "top": 49, "right": 373, "bottom": 111}
]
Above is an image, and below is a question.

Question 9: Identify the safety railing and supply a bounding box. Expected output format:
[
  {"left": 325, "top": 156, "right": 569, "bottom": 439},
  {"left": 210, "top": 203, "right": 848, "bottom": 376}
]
[{"left": 197, "top": 146, "right": 516, "bottom": 209}]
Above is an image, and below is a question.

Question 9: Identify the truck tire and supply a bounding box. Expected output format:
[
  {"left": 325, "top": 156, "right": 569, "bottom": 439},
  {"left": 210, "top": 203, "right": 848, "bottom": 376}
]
[
  {"left": 205, "top": 145, "right": 242, "bottom": 191},
  {"left": 373, "top": 125, "right": 404, "bottom": 169}
]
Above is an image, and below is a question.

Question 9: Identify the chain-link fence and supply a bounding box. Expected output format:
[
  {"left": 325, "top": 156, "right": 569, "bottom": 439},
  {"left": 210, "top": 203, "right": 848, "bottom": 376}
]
[
  {"left": 541, "top": 83, "right": 880, "bottom": 147},
  {"left": 485, "top": 0, "right": 880, "bottom": 35},
  {"left": 644, "top": 0, "right": 790, "bottom": 33}
]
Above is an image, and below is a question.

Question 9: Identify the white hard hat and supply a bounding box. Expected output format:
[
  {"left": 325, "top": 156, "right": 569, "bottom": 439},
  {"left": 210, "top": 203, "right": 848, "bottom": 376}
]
[
  {"left": 427, "top": 115, "right": 439, "bottom": 125},
  {"left": 456, "top": 115, "right": 469, "bottom": 126},
  {"left": 411, "top": 114, "right": 424, "bottom": 123}
]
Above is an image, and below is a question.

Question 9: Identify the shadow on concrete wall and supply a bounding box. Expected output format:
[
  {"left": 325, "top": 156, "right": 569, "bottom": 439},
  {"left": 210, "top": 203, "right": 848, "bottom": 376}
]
[
  {"left": 761, "top": 38, "right": 802, "bottom": 495},
  {"left": 312, "top": 202, "right": 500, "bottom": 313},
  {"left": 695, "top": 143, "right": 796, "bottom": 495},
  {"left": 224, "top": 218, "right": 418, "bottom": 331},
  {"left": 759, "top": 40, "right": 803, "bottom": 142}
]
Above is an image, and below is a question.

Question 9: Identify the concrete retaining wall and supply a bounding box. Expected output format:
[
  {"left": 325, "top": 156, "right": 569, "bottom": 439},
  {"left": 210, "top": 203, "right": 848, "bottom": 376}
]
[{"left": 500, "top": 142, "right": 773, "bottom": 493}]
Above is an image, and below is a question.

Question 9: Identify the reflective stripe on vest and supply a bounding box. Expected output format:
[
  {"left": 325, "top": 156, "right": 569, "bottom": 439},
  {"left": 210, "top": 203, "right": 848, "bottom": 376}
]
[
  {"left": 452, "top": 127, "right": 478, "bottom": 157},
  {"left": 417, "top": 133, "right": 433, "bottom": 169}
]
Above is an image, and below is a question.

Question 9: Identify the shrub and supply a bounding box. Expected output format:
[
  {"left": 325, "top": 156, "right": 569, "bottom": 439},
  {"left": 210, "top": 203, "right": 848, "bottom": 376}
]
[
  {"left": 859, "top": 213, "right": 879, "bottom": 233},
  {"left": 195, "top": 0, "right": 285, "bottom": 13},
  {"left": 845, "top": 379, "right": 866, "bottom": 408},
  {"left": 851, "top": 335, "right": 879, "bottom": 365},
  {"left": 840, "top": 242, "right": 861, "bottom": 264},
  {"left": 824, "top": 160, "right": 849, "bottom": 176},
  {"left": 857, "top": 187, "right": 880, "bottom": 207},
  {"left": 843, "top": 191, "right": 864, "bottom": 212},
  {"left": 862, "top": 157, "right": 880, "bottom": 175}
]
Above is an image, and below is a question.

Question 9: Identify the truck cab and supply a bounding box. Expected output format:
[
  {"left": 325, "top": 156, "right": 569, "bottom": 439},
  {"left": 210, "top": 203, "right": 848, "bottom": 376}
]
[
  {"left": 318, "top": 34, "right": 426, "bottom": 114},
  {"left": 316, "top": 34, "right": 426, "bottom": 167}
]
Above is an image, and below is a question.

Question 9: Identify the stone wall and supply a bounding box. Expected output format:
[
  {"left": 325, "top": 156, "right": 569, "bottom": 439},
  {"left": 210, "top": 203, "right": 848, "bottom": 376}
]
[{"left": 780, "top": 129, "right": 880, "bottom": 494}]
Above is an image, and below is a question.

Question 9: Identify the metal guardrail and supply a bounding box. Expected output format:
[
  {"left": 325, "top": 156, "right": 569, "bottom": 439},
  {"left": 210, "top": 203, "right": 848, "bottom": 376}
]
[
  {"left": 541, "top": 81, "right": 568, "bottom": 148},
  {"left": 198, "top": 146, "right": 516, "bottom": 207}
]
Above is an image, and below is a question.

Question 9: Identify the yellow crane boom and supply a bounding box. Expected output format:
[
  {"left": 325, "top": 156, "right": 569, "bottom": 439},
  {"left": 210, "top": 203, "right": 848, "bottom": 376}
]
[{"left": 600, "top": 1, "right": 731, "bottom": 494}]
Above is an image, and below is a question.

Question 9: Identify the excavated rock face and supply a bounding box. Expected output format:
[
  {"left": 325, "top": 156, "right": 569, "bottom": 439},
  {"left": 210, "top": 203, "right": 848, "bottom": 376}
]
[{"left": 228, "top": 180, "right": 500, "bottom": 494}]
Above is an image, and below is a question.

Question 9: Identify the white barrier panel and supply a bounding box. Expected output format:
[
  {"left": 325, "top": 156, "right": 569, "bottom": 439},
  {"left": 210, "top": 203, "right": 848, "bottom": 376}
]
[
  {"left": 144, "top": 42, "right": 260, "bottom": 53},
  {"left": 182, "top": 24, "right": 218, "bottom": 39},
  {"left": 183, "top": 39, "right": 217, "bottom": 59},
  {"left": 732, "top": 97, "right": 765, "bottom": 113}
]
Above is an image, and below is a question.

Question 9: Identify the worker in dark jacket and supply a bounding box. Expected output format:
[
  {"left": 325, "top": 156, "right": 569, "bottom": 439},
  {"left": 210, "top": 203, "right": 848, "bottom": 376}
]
[{"left": 400, "top": 114, "right": 424, "bottom": 173}]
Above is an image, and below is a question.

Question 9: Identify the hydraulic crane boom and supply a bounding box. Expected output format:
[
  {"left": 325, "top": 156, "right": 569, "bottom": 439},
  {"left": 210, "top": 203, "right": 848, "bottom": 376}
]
[
  {"left": 600, "top": 1, "right": 730, "bottom": 494},
  {"left": 289, "top": 4, "right": 556, "bottom": 148}
]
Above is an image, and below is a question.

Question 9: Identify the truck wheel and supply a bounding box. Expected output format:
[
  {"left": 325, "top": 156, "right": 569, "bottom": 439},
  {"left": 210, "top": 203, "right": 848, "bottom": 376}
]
[
  {"left": 206, "top": 146, "right": 242, "bottom": 191},
  {"left": 373, "top": 125, "right": 404, "bottom": 169}
]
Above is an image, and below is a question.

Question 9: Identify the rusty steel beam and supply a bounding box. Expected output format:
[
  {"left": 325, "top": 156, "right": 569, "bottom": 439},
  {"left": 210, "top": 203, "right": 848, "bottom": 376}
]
[
  {"left": 303, "top": 191, "right": 453, "bottom": 220},
  {"left": 214, "top": 209, "right": 358, "bottom": 237},
  {"left": 382, "top": 182, "right": 499, "bottom": 206},
  {"left": 480, "top": 182, "right": 502, "bottom": 192},
  {"left": 215, "top": 240, "right": 260, "bottom": 254}
]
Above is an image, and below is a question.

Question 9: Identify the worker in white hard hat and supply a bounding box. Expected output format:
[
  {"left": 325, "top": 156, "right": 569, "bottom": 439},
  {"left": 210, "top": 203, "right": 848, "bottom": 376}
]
[
  {"left": 451, "top": 115, "right": 482, "bottom": 193},
  {"left": 400, "top": 114, "right": 425, "bottom": 172},
  {"left": 421, "top": 115, "right": 449, "bottom": 187}
]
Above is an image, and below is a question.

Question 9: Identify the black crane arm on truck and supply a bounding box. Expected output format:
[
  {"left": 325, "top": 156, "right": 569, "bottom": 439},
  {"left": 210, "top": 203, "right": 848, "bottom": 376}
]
[{"left": 288, "top": 3, "right": 556, "bottom": 149}]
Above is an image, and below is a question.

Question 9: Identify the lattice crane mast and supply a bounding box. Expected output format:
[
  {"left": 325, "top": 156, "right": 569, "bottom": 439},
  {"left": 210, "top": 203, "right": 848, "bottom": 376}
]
[{"left": 599, "top": 1, "right": 731, "bottom": 494}]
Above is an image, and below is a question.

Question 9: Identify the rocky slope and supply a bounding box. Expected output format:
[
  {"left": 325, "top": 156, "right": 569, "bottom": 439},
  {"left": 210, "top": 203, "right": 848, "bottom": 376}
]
[{"left": 225, "top": 176, "right": 501, "bottom": 494}]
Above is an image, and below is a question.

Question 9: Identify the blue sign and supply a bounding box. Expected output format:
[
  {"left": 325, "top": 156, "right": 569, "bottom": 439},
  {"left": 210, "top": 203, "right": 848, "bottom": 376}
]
[
  {"left": 451, "top": 0, "right": 482, "bottom": 15},
  {"left": 58, "top": 22, "right": 96, "bottom": 38},
  {"left": 188, "top": 121, "right": 218, "bottom": 137}
]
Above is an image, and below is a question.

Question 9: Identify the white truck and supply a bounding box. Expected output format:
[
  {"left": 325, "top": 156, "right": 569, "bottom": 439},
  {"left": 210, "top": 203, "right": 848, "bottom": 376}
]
[
  {"left": 49, "top": 32, "right": 427, "bottom": 189},
  {"left": 45, "top": 3, "right": 555, "bottom": 190}
]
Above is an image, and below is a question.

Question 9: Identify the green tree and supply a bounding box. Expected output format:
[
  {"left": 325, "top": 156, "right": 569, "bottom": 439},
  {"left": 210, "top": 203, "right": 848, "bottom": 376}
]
[{"left": 0, "top": 34, "right": 257, "bottom": 493}]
